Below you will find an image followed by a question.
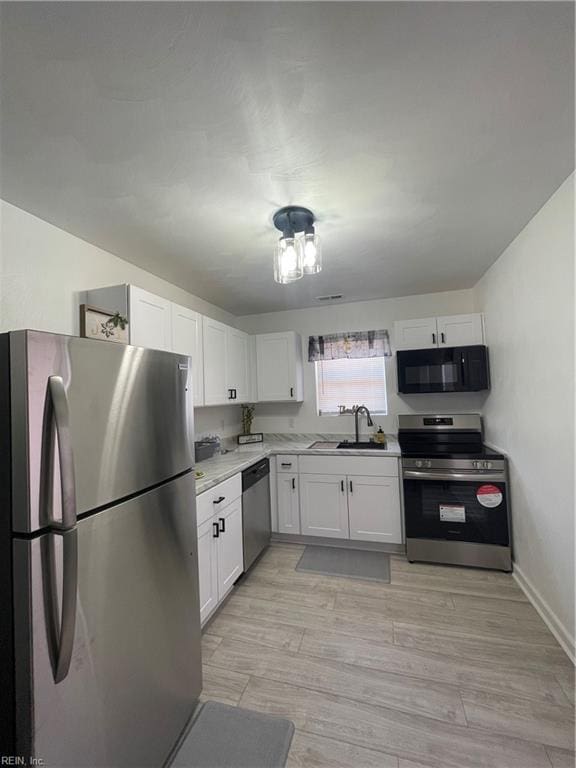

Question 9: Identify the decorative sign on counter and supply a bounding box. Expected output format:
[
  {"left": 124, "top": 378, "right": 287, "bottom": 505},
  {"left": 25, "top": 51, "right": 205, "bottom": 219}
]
[{"left": 237, "top": 433, "right": 264, "bottom": 445}]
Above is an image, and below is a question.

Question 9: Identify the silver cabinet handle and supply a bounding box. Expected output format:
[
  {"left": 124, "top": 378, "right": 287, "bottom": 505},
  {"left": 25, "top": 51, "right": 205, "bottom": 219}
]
[
  {"left": 403, "top": 470, "right": 505, "bottom": 482},
  {"left": 48, "top": 376, "right": 77, "bottom": 531},
  {"left": 44, "top": 527, "right": 78, "bottom": 684}
]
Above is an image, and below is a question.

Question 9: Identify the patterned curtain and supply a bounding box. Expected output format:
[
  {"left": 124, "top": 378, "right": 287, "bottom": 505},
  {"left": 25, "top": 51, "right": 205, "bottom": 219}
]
[{"left": 308, "top": 330, "right": 391, "bottom": 362}]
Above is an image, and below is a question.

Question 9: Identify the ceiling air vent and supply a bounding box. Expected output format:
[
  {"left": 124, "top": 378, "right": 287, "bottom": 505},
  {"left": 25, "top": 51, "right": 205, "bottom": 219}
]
[{"left": 315, "top": 294, "right": 343, "bottom": 302}]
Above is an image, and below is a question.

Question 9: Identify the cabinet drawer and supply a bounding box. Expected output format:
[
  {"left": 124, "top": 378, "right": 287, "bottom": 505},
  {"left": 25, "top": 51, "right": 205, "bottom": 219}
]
[
  {"left": 276, "top": 455, "right": 299, "bottom": 473},
  {"left": 298, "top": 455, "right": 399, "bottom": 478},
  {"left": 197, "top": 473, "right": 242, "bottom": 526}
]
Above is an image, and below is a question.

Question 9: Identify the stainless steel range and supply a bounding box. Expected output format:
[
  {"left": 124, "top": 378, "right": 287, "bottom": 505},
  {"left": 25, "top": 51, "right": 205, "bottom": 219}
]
[{"left": 398, "top": 414, "right": 511, "bottom": 571}]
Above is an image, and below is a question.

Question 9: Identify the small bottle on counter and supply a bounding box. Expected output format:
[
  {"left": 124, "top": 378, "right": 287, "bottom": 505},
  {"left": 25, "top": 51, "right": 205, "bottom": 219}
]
[{"left": 374, "top": 427, "right": 387, "bottom": 445}]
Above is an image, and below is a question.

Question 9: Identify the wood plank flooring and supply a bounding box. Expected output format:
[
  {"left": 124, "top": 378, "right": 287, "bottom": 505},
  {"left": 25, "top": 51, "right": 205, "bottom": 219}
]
[{"left": 201, "top": 543, "right": 575, "bottom": 768}]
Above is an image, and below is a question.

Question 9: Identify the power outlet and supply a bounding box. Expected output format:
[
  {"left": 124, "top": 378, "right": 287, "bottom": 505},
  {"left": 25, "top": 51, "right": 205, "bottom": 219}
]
[{"left": 288, "top": 417, "right": 295, "bottom": 429}]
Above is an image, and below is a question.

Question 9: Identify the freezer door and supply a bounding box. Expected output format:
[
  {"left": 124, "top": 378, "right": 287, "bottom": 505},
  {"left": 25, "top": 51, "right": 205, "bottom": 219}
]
[
  {"left": 13, "top": 472, "right": 201, "bottom": 768},
  {"left": 9, "top": 330, "right": 194, "bottom": 533}
]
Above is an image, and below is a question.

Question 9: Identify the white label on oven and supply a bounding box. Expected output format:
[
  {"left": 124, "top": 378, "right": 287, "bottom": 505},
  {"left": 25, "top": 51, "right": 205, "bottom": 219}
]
[{"left": 440, "top": 504, "right": 466, "bottom": 523}]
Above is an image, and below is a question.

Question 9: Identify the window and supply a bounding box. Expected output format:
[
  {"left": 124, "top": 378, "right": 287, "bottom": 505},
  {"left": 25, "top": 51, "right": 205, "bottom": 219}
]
[{"left": 315, "top": 357, "right": 388, "bottom": 415}]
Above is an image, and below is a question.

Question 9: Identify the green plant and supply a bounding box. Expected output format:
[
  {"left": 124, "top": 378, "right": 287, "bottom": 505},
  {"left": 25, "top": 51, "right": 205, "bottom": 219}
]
[{"left": 241, "top": 404, "right": 256, "bottom": 435}]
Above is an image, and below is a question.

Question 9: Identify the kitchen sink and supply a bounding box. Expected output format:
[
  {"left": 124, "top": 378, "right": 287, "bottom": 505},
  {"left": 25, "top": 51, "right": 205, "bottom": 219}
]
[
  {"left": 336, "top": 441, "right": 388, "bottom": 449},
  {"left": 307, "top": 440, "right": 388, "bottom": 450}
]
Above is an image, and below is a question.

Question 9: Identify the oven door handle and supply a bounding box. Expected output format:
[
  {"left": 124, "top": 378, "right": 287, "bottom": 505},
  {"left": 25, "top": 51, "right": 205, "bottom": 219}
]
[{"left": 403, "top": 470, "right": 505, "bottom": 482}]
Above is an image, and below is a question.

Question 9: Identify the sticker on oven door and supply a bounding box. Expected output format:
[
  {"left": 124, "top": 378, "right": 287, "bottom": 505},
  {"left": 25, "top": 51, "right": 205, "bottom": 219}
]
[
  {"left": 476, "top": 484, "right": 503, "bottom": 508},
  {"left": 439, "top": 505, "right": 466, "bottom": 523}
]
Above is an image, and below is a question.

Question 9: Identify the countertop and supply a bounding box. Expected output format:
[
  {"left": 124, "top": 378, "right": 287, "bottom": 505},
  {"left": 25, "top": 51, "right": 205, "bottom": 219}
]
[{"left": 194, "top": 433, "right": 401, "bottom": 495}]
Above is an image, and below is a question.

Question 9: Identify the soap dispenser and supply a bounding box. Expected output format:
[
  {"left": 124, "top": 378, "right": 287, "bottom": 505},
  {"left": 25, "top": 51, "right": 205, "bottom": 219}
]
[{"left": 374, "top": 427, "right": 386, "bottom": 445}]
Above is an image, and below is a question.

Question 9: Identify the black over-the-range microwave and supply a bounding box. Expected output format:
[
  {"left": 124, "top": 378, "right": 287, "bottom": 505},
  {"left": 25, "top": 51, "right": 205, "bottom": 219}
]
[{"left": 396, "top": 345, "right": 490, "bottom": 394}]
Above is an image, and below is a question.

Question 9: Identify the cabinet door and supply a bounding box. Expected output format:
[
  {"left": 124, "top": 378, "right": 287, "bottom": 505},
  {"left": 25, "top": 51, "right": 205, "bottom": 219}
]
[
  {"left": 256, "top": 333, "right": 296, "bottom": 401},
  {"left": 171, "top": 303, "right": 204, "bottom": 406},
  {"left": 277, "top": 474, "right": 300, "bottom": 534},
  {"left": 226, "top": 327, "right": 250, "bottom": 403},
  {"left": 299, "top": 474, "right": 349, "bottom": 538},
  {"left": 129, "top": 286, "right": 172, "bottom": 351},
  {"left": 203, "top": 317, "right": 228, "bottom": 405},
  {"left": 437, "top": 314, "right": 484, "bottom": 347},
  {"left": 393, "top": 318, "right": 438, "bottom": 350},
  {"left": 217, "top": 498, "right": 244, "bottom": 600},
  {"left": 348, "top": 475, "right": 402, "bottom": 544},
  {"left": 197, "top": 517, "right": 219, "bottom": 626}
]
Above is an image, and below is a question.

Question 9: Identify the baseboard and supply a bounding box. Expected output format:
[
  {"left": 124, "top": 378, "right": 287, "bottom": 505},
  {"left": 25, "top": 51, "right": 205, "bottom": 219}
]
[
  {"left": 513, "top": 563, "right": 575, "bottom": 665},
  {"left": 271, "top": 532, "right": 405, "bottom": 554}
]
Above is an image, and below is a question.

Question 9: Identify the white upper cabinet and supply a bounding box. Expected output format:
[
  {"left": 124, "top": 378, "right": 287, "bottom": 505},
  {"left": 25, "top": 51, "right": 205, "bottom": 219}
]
[
  {"left": 436, "top": 313, "right": 484, "bottom": 347},
  {"left": 226, "top": 327, "right": 250, "bottom": 403},
  {"left": 394, "top": 313, "right": 484, "bottom": 351},
  {"left": 202, "top": 316, "right": 229, "bottom": 405},
  {"left": 171, "top": 303, "right": 204, "bottom": 406},
  {"left": 203, "top": 321, "right": 251, "bottom": 406},
  {"left": 393, "top": 317, "right": 438, "bottom": 350},
  {"left": 256, "top": 331, "right": 304, "bottom": 402},
  {"left": 129, "top": 286, "right": 172, "bottom": 351}
]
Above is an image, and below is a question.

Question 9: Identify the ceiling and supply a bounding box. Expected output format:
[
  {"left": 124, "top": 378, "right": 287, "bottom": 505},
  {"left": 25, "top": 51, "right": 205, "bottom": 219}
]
[{"left": 0, "top": 2, "right": 573, "bottom": 316}]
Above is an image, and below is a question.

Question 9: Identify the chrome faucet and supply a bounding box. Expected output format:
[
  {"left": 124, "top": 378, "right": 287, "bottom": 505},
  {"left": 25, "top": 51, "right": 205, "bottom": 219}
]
[{"left": 354, "top": 405, "right": 373, "bottom": 443}]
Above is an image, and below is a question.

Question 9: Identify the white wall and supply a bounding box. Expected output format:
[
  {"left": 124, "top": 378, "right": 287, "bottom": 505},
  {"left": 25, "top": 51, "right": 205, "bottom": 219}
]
[
  {"left": 473, "top": 173, "right": 575, "bottom": 659},
  {"left": 0, "top": 200, "right": 242, "bottom": 437},
  {"left": 0, "top": 200, "right": 237, "bottom": 334},
  {"left": 238, "top": 290, "right": 487, "bottom": 437}
]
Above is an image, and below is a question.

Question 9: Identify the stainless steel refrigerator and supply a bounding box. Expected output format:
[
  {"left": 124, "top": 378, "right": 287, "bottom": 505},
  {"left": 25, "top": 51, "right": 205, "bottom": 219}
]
[{"left": 0, "top": 330, "right": 202, "bottom": 767}]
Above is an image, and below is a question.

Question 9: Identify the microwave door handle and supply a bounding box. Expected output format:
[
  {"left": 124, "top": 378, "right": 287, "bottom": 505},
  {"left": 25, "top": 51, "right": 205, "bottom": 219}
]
[{"left": 460, "top": 353, "right": 466, "bottom": 386}]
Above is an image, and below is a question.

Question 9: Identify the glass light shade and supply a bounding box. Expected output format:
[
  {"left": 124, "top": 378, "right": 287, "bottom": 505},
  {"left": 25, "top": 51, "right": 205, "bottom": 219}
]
[
  {"left": 302, "top": 231, "right": 322, "bottom": 274},
  {"left": 274, "top": 236, "right": 303, "bottom": 284}
]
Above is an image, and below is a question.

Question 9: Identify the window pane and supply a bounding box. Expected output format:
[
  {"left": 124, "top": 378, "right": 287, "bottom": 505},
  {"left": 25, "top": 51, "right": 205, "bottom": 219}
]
[{"left": 315, "top": 357, "right": 388, "bottom": 415}]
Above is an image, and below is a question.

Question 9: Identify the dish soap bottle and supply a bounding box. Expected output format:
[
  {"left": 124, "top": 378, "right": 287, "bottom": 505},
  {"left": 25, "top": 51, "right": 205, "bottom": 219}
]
[{"left": 374, "top": 427, "right": 386, "bottom": 445}]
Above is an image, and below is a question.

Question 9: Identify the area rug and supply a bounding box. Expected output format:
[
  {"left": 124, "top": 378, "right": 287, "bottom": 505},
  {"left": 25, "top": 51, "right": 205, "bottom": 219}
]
[
  {"left": 296, "top": 545, "right": 391, "bottom": 582},
  {"left": 171, "top": 701, "right": 295, "bottom": 768}
]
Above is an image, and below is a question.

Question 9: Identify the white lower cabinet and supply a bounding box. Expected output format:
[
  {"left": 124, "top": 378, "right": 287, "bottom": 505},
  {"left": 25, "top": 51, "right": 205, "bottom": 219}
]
[
  {"left": 197, "top": 517, "right": 219, "bottom": 625},
  {"left": 196, "top": 476, "right": 244, "bottom": 626},
  {"left": 299, "top": 474, "right": 350, "bottom": 539},
  {"left": 281, "top": 456, "right": 402, "bottom": 545},
  {"left": 347, "top": 475, "right": 402, "bottom": 544},
  {"left": 216, "top": 498, "right": 244, "bottom": 599},
  {"left": 277, "top": 474, "right": 301, "bottom": 534}
]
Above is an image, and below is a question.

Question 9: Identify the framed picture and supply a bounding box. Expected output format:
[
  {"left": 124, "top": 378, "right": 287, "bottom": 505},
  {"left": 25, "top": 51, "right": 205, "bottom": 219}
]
[{"left": 79, "top": 304, "right": 129, "bottom": 344}]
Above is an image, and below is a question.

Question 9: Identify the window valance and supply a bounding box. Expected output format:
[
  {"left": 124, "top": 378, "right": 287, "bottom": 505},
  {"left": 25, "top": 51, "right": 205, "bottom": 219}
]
[{"left": 308, "top": 330, "right": 391, "bottom": 362}]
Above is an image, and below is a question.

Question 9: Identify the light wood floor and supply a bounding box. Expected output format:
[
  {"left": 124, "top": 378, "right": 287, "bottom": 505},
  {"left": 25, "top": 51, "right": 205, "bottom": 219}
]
[{"left": 201, "top": 543, "right": 575, "bottom": 768}]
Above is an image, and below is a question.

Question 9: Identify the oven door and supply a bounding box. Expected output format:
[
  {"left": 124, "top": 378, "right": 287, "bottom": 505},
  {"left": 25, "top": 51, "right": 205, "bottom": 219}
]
[
  {"left": 396, "top": 346, "right": 489, "bottom": 394},
  {"left": 403, "top": 472, "right": 509, "bottom": 546}
]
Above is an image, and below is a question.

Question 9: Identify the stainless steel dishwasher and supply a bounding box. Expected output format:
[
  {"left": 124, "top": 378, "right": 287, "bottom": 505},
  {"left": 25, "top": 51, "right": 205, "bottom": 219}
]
[{"left": 242, "top": 458, "right": 271, "bottom": 571}]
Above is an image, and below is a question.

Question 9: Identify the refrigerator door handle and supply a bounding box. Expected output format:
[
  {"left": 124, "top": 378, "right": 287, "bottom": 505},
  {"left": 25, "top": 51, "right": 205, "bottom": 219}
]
[
  {"left": 44, "top": 527, "right": 78, "bottom": 684},
  {"left": 48, "top": 375, "right": 78, "bottom": 531}
]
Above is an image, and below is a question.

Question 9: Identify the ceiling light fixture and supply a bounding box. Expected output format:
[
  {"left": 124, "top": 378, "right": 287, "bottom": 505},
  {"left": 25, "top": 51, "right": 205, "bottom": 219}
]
[{"left": 272, "top": 206, "right": 322, "bottom": 284}]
